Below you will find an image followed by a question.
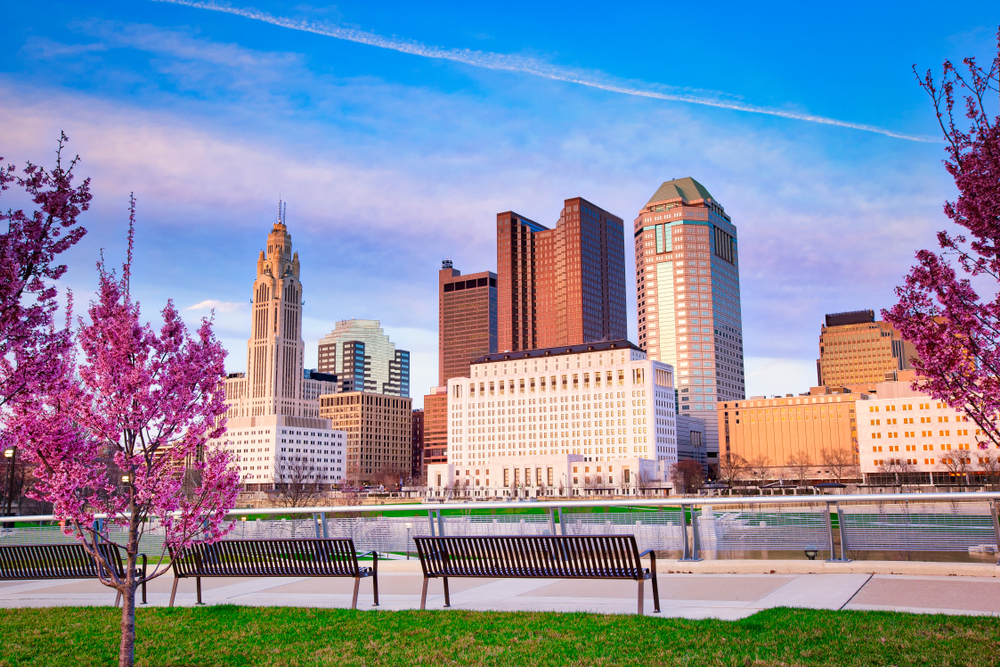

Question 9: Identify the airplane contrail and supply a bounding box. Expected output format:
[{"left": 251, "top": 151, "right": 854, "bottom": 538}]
[{"left": 154, "top": 0, "right": 935, "bottom": 143}]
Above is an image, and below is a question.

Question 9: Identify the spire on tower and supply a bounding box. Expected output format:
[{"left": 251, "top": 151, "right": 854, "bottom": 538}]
[{"left": 276, "top": 199, "right": 287, "bottom": 227}]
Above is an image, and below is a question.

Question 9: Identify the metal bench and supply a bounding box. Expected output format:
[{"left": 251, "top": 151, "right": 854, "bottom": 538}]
[
  {"left": 168, "top": 538, "right": 378, "bottom": 609},
  {"left": 0, "top": 543, "right": 147, "bottom": 606},
  {"left": 414, "top": 534, "right": 659, "bottom": 615}
]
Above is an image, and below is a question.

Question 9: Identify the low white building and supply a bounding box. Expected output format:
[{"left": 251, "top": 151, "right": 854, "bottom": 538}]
[
  {"left": 219, "top": 415, "right": 347, "bottom": 489},
  {"left": 426, "top": 340, "right": 679, "bottom": 498},
  {"left": 858, "top": 373, "right": 992, "bottom": 485}
]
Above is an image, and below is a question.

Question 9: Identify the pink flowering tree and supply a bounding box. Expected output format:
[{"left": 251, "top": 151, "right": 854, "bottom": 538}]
[
  {"left": 0, "top": 133, "right": 89, "bottom": 413},
  {"left": 11, "top": 199, "right": 240, "bottom": 667},
  {"left": 883, "top": 30, "right": 1000, "bottom": 451}
]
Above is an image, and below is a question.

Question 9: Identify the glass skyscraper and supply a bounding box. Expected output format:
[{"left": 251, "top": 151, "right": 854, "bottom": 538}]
[{"left": 634, "top": 177, "right": 744, "bottom": 466}]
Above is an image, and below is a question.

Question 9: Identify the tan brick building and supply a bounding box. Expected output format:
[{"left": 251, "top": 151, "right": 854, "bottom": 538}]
[
  {"left": 816, "top": 310, "right": 915, "bottom": 391},
  {"left": 718, "top": 388, "right": 861, "bottom": 480},
  {"left": 320, "top": 391, "right": 412, "bottom": 485}
]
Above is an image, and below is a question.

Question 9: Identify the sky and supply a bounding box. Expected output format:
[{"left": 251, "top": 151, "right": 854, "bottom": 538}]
[{"left": 1, "top": 1, "right": 997, "bottom": 408}]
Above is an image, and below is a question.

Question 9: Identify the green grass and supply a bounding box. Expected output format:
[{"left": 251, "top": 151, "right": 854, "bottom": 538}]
[{"left": 1, "top": 606, "right": 998, "bottom": 666}]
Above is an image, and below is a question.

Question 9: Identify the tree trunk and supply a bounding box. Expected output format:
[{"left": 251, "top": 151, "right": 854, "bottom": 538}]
[{"left": 119, "top": 585, "right": 136, "bottom": 667}]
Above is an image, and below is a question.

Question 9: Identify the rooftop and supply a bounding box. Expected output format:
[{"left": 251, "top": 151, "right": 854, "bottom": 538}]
[
  {"left": 472, "top": 340, "right": 642, "bottom": 364},
  {"left": 646, "top": 177, "right": 714, "bottom": 206}
]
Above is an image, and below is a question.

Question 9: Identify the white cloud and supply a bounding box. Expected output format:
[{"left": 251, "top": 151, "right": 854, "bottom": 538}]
[{"left": 185, "top": 299, "right": 243, "bottom": 312}]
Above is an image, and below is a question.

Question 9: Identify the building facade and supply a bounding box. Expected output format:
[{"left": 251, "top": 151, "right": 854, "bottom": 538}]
[
  {"left": 857, "top": 374, "right": 991, "bottom": 485},
  {"left": 319, "top": 391, "right": 412, "bottom": 484},
  {"left": 817, "top": 310, "right": 916, "bottom": 391},
  {"left": 425, "top": 340, "right": 677, "bottom": 497},
  {"left": 497, "top": 197, "right": 627, "bottom": 353},
  {"left": 439, "top": 261, "right": 497, "bottom": 385},
  {"left": 718, "top": 388, "right": 861, "bottom": 481},
  {"left": 317, "top": 319, "right": 411, "bottom": 397},
  {"left": 421, "top": 386, "right": 448, "bottom": 478},
  {"left": 676, "top": 414, "right": 707, "bottom": 468},
  {"left": 634, "top": 178, "right": 744, "bottom": 468},
  {"left": 410, "top": 408, "right": 424, "bottom": 481},
  {"left": 216, "top": 204, "right": 346, "bottom": 491}
]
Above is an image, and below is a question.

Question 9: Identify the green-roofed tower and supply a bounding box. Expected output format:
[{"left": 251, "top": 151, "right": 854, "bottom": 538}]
[{"left": 634, "top": 178, "right": 744, "bottom": 469}]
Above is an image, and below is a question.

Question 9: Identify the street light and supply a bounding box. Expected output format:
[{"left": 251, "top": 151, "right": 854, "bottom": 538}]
[
  {"left": 3, "top": 448, "right": 16, "bottom": 517},
  {"left": 121, "top": 475, "right": 131, "bottom": 484}
]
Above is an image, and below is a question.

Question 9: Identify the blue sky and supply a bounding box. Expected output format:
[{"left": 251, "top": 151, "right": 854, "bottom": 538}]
[{"left": 2, "top": 1, "right": 997, "bottom": 407}]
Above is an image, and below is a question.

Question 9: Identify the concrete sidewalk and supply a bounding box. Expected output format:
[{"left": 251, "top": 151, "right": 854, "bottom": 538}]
[{"left": 2, "top": 560, "right": 999, "bottom": 619}]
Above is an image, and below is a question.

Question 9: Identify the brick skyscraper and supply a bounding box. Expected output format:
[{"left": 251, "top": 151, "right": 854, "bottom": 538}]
[
  {"left": 439, "top": 260, "right": 497, "bottom": 385},
  {"left": 634, "top": 178, "right": 744, "bottom": 466},
  {"left": 497, "top": 197, "right": 627, "bottom": 352}
]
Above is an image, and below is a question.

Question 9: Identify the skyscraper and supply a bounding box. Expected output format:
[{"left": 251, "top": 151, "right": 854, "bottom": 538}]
[
  {"left": 439, "top": 260, "right": 497, "bottom": 385},
  {"left": 497, "top": 197, "right": 627, "bottom": 353},
  {"left": 817, "top": 310, "right": 915, "bottom": 391},
  {"left": 219, "top": 203, "right": 347, "bottom": 490},
  {"left": 317, "top": 319, "right": 410, "bottom": 397},
  {"left": 634, "top": 178, "right": 744, "bottom": 466}
]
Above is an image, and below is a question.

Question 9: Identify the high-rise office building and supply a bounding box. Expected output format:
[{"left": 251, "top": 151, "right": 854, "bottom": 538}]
[
  {"left": 317, "top": 319, "right": 410, "bottom": 397},
  {"left": 497, "top": 197, "right": 627, "bottom": 353},
  {"left": 634, "top": 178, "right": 744, "bottom": 465},
  {"left": 817, "top": 310, "right": 916, "bottom": 391},
  {"left": 319, "top": 392, "right": 412, "bottom": 484},
  {"left": 217, "top": 203, "right": 346, "bottom": 491},
  {"left": 439, "top": 260, "right": 497, "bottom": 385}
]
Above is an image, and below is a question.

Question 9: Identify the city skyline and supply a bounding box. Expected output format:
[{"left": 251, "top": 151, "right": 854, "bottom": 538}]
[{"left": 1, "top": 2, "right": 994, "bottom": 408}]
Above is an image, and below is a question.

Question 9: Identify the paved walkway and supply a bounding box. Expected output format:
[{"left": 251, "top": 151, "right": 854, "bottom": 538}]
[{"left": 2, "top": 561, "right": 998, "bottom": 619}]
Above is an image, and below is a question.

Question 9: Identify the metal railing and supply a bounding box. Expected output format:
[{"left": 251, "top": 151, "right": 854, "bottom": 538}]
[{"left": 2, "top": 492, "right": 999, "bottom": 563}]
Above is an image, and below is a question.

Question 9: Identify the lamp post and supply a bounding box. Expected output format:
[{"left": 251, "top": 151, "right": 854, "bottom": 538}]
[
  {"left": 3, "top": 447, "right": 16, "bottom": 517},
  {"left": 405, "top": 522, "right": 412, "bottom": 560}
]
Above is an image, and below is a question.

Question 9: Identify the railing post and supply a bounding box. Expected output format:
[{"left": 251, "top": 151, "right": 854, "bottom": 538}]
[
  {"left": 427, "top": 509, "right": 436, "bottom": 537},
  {"left": 436, "top": 509, "right": 445, "bottom": 537},
  {"left": 547, "top": 507, "right": 556, "bottom": 535},
  {"left": 679, "top": 504, "right": 694, "bottom": 561},
  {"left": 991, "top": 500, "right": 1000, "bottom": 566},
  {"left": 824, "top": 501, "right": 836, "bottom": 561},
  {"left": 835, "top": 502, "right": 852, "bottom": 562},
  {"left": 689, "top": 504, "right": 703, "bottom": 561},
  {"left": 557, "top": 507, "right": 566, "bottom": 535}
]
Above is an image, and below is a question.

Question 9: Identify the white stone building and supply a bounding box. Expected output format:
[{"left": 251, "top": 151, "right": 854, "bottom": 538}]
[
  {"left": 426, "top": 340, "right": 678, "bottom": 498},
  {"left": 858, "top": 373, "right": 993, "bottom": 485}
]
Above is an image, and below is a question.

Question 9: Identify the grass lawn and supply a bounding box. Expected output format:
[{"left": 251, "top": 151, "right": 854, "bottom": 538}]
[{"left": 2, "top": 607, "right": 999, "bottom": 666}]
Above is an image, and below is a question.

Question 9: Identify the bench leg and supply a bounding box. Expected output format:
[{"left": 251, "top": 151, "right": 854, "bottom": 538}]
[
  {"left": 637, "top": 579, "right": 644, "bottom": 616},
  {"left": 443, "top": 577, "right": 451, "bottom": 608},
  {"left": 142, "top": 580, "right": 147, "bottom": 605},
  {"left": 420, "top": 577, "right": 429, "bottom": 610},
  {"left": 196, "top": 577, "right": 203, "bottom": 605},
  {"left": 372, "top": 572, "right": 379, "bottom": 607},
  {"left": 651, "top": 575, "right": 660, "bottom": 614},
  {"left": 351, "top": 577, "right": 361, "bottom": 610},
  {"left": 169, "top": 578, "right": 179, "bottom": 608}
]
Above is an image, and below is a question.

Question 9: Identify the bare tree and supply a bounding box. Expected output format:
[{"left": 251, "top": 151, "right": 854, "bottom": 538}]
[
  {"left": 877, "top": 458, "right": 916, "bottom": 486},
  {"left": 717, "top": 453, "right": 747, "bottom": 491},
  {"left": 786, "top": 452, "right": 812, "bottom": 487},
  {"left": 938, "top": 452, "right": 973, "bottom": 486},
  {"left": 271, "top": 458, "right": 328, "bottom": 508},
  {"left": 747, "top": 454, "right": 771, "bottom": 487},
  {"left": 821, "top": 447, "right": 858, "bottom": 483},
  {"left": 636, "top": 468, "right": 655, "bottom": 496},
  {"left": 976, "top": 450, "right": 1000, "bottom": 489},
  {"left": 670, "top": 460, "right": 705, "bottom": 495}
]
